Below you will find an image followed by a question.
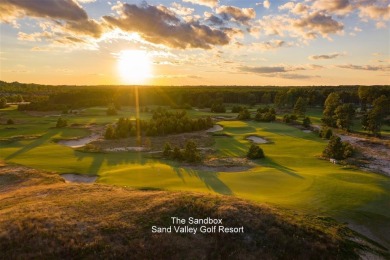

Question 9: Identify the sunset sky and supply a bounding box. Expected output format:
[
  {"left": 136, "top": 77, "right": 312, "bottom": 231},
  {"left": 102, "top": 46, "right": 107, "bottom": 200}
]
[{"left": 0, "top": 0, "right": 389, "bottom": 86}]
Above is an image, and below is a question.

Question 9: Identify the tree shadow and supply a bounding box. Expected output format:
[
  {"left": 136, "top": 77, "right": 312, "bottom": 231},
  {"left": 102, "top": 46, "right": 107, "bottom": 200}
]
[
  {"left": 5, "top": 129, "right": 59, "bottom": 160},
  {"left": 163, "top": 160, "right": 233, "bottom": 195},
  {"left": 74, "top": 150, "right": 150, "bottom": 175},
  {"left": 193, "top": 170, "right": 233, "bottom": 195},
  {"left": 259, "top": 157, "right": 305, "bottom": 179}
]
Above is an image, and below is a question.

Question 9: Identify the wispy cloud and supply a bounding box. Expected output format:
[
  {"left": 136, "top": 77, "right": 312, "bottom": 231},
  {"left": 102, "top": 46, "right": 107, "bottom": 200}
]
[
  {"left": 337, "top": 64, "right": 390, "bottom": 71},
  {"left": 309, "top": 53, "right": 344, "bottom": 60}
]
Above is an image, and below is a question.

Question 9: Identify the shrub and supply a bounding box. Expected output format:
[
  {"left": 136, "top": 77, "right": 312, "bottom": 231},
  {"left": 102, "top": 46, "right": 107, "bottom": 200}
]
[
  {"left": 302, "top": 117, "right": 311, "bottom": 128},
  {"left": 247, "top": 144, "right": 265, "bottom": 159},
  {"left": 0, "top": 97, "right": 7, "bottom": 108},
  {"left": 322, "top": 136, "right": 353, "bottom": 160},
  {"left": 6, "top": 119, "right": 14, "bottom": 125},
  {"left": 319, "top": 127, "right": 333, "bottom": 139},
  {"left": 183, "top": 140, "right": 201, "bottom": 163},
  {"left": 163, "top": 142, "right": 172, "bottom": 157},
  {"left": 238, "top": 109, "right": 251, "bottom": 120},
  {"left": 231, "top": 106, "right": 244, "bottom": 113},
  {"left": 211, "top": 103, "right": 226, "bottom": 113},
  {"left": 56, "top": 117, "right": 68, "bottom": 128},
  {"left": 283, "top": 114, "right": 297, "bottom": 124},
  {"left": 342, "top": 142, "right": 354, "bottom": 158},
  {"left": 106, "top": 107, "right": 117, "bottom": 116},
  {"left": 105, "top": 125, "right": 115, "bottom": 139},
  {"left": 255, "top": 110, "right": 276, "bottom": 122},
  {"left": 171, "top": 146, "right": 183, "bottom": 160}
]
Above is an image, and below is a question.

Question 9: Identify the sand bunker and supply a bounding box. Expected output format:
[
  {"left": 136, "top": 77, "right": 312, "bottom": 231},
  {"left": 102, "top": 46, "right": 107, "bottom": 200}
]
[
  {"left": 105, "top": 147, "right": 147, "bottom": 152},
  {"left": 61, "top": 174, "right": 97, "bottom": 183},
  {"left": 206, "top": 125, "right": 223, "bottom": 133},
  {"left": 58, "top": 133, "right": 100, "bottom": 148},
  {"left": 214, "top": 116, "right": 235, "bottom": 120},
  {"left": 246, "top": 136, "right": 269, "bottom": 144},
  {"left": 302, "top": 130, "right": 312, "bottom": 133}
]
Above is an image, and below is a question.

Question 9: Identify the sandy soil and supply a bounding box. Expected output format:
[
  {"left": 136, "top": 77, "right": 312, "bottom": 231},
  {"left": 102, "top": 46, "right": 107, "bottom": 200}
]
[
  {"left": 57, "top": 125, "right": 103, "bottom": 148},
  {"left": 58, "top": 133, "right": 101, "bottom": 148},
  {"left": 104, "top": 147, "right": 147, "bottom": 152},
  {"left": 188, "top": 157, "right": 255, "bottom": 172},
  {"left": 213, "top": 116, "right": 236, "bottom": 120},
  {"left": 206, "top": 125, "right": 223, "bottom": 132},
  {"left": 339, "top": 134, "right": 390, "bottom": 176},
  {"left": 61, "top": 174, "right": 97, "bottom": 183},
  {"left": 246, "top": 136, "right": 269, "bottom": 144}
]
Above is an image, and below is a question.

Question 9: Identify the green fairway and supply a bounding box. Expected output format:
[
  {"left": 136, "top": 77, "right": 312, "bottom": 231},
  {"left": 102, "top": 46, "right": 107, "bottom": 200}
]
[{"left": 1, "top": 105, "right": 390, "bottom": 248}]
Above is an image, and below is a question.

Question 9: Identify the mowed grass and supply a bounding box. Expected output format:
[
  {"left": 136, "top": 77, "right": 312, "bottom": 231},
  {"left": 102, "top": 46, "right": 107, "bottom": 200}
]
[{"left": 1, "top": 106, "right": 390, "bottom": 248}]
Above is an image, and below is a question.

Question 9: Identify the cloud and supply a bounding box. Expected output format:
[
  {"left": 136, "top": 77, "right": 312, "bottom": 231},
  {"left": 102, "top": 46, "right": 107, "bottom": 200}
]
[
  {"left": 255, "top": 12, "right": 343, "bottom": 41},
  {"left": 252, "top": 40, "right": 290, "bottom": 50},
  {"left": 0, "top": 0, "right": 104, "bottom": 38},
  {"left": 0, "top": 0, "right": 88, "bottom": 22},
  {"left": 65, "top": 19, "right": 103, "bottom": 38},
  {"left": 204, "top": 12, "right": 225, "bottom": 25},
  {"left": 278, "top": 2, "right": 309, "bottom": 14},
  {"left": 337, "top": 64, "right": 390, "bottom": 71},
  {"left": 312, "top": 0, "right": 353, "bottom": 15},
  {"left": 309, "top": 53, "right": 343, "bottom": 60},
  {"left": 77, "top": 0, "right": 96, "bottom": 3},
  {"left": 216, "top": 5, "right": 256, "bottom": 24},
  {"left": 263, "top": 0, "right": 271, "bottom": 9},
  {"left": 170, "top": 3, "right": 194, "bottom": 16},
  {"left": 294, "top": 12, "right": 344, "bottom": 36},
  {"left": 358, "top": 5, "right": 390, "bottom": 20},
  {"left": 183, "top": 0, "right": 218, "bottom": 8},
  {"left": 238, "top": 65, "right": 319, "bottom": 79},
  {"left": 240, "top": 66, "right": 287, "bottom": 74},
  {"left": 103, "top": 3, "right": 230, "bottom": 49}
]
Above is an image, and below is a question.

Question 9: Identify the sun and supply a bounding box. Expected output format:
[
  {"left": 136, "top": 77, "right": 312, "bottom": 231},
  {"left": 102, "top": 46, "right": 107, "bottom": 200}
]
[{"left": 117, "top": 50, "right": 152, "bottom": 84}]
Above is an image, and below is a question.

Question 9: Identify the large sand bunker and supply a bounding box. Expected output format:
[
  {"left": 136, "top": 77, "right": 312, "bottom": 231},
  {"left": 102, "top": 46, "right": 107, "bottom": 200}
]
[
  {"left": 58, "top": 133, "right": 100, "bottom": 148},
  {"left": 61, "top": 174, "right": 97, "bottom": 183},
  {"left": 206, "top": 125, "right": 223, "bottom": 133},
  {"left": 246, "top": 136, "right": 269, "bottom": 144}
]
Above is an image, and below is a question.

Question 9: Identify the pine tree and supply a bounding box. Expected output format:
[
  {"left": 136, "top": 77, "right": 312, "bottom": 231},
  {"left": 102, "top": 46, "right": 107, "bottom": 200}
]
[
  {"left": 163, "top": 142, "right": 172, "bottom": 157},
  {"left": 302, "top": 117, "right": 311, "bottom": 128},
  {"left": 334, "top": 104, "right": 355, "bottom": 131},
  {"left": 322, "top": 93, "right": 341, "bottom": 127},
  {"left": 293, "top": 97, "right": 306, "bottom": 116},
  {"left": 104, "top": 125, "right": 115, "bottom": 139}
]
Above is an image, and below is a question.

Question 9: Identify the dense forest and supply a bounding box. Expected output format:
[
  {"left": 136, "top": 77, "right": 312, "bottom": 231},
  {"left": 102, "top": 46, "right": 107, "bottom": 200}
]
[{"left": 0, "top": 81, "right": 388, "bottom": 111}]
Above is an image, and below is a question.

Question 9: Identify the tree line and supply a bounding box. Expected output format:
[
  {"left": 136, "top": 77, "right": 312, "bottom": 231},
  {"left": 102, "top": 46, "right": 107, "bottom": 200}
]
[{"left": 105, "top": 108, "right": 213, "bottom": 139}]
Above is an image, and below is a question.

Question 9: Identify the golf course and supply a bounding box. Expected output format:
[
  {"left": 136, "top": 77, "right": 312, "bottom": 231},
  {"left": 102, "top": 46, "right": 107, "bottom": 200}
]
[{"left": 1, "top": 103, "right": 390, "bottom": 251}]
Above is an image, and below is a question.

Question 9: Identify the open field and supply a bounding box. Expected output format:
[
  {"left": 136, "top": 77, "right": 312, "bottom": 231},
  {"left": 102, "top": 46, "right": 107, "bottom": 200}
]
[{"left": 1, "top": 105, "right": 390, "bottom": 249}]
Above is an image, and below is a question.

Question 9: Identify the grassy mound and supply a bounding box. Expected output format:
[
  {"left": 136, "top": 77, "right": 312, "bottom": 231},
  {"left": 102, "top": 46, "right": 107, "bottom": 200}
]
[{"left": 0, "top": 164, "right": 385, "bottom": 259}]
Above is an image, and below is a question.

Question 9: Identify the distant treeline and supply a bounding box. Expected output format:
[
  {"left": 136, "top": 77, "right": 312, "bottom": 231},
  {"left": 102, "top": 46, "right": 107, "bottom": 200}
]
[{"left": 0, "top": 81, "right": 389, "bottom": 111}]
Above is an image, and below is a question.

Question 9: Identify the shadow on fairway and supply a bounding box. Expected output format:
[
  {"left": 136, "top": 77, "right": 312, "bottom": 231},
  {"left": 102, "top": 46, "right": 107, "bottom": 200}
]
[
  {"left": 5, "top": 129, "right": 59, "bottom": 160},
  {"left": 74, "top": 150, "right": 149, "bottom": 175},
  {"left": 260, "top": 157, "right": 305, "bottom": 179},
  {"left": 178, "top": 167, "right": 233, "bottom": 195}
]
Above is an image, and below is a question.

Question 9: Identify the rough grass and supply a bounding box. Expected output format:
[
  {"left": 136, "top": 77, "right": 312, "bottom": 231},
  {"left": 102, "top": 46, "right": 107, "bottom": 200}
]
[{"left": 0, "top": 164, "right": 386, "bottom": 259}]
